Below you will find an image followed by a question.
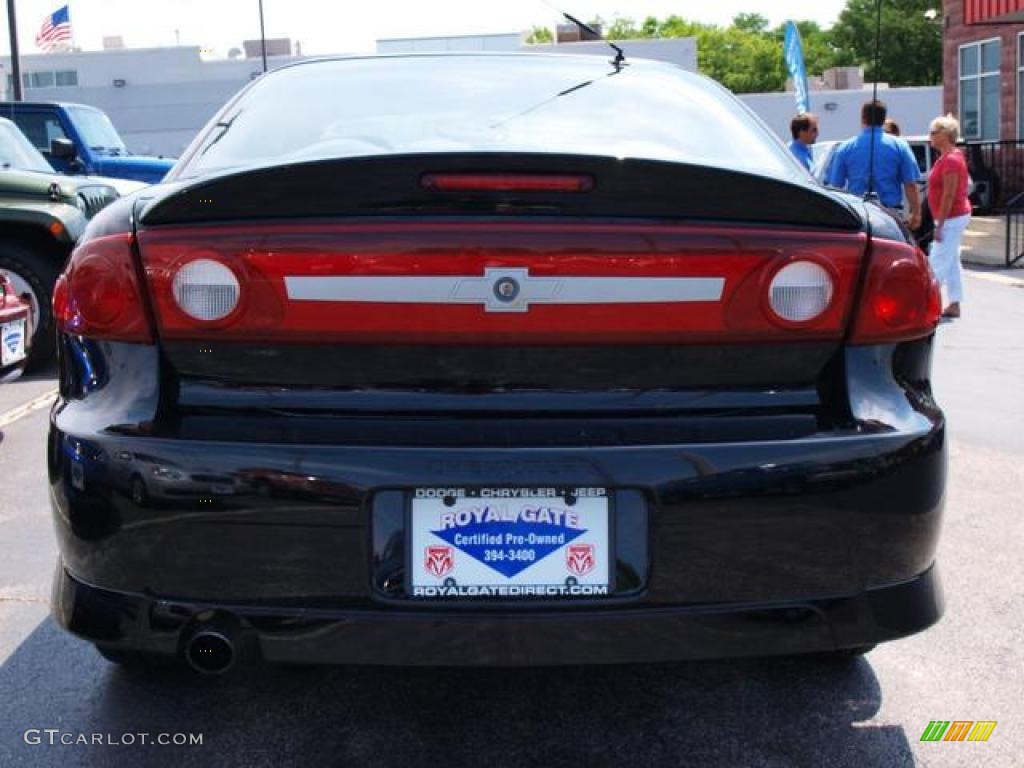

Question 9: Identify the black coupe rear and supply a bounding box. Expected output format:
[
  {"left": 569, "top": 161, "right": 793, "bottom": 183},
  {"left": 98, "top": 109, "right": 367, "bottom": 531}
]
[{"left": 48, "top": 54, "right": 945, "bottom": 673}]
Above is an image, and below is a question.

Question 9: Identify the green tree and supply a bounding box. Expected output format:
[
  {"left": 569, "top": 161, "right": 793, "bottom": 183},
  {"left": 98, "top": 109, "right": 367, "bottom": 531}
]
[
  {"left": 525, "top": 26, "right": 553, "bottom": 44},
  {"left": 699, "top": 27, "right": 785, "bottom": 92},
  {"left": 645, "top": 15, "right": 711, "bottom": 40},
  {"left": 605, "top": 17, "right": 642, "bottom": 40},
  {"left": 597, "top": 14, "right": 785, "bottom": 92},
  {"left": 830, "top": 0, "right": 942, "bottom": 85},
  {"left": 640, "top": 16, "right": 660, "bottom": 38},
  {"left": 523, "top": 7, "right": 939, "bottom": 93},
  {"left": 733, "top": 13, "right": 770, "bottom": 35}
]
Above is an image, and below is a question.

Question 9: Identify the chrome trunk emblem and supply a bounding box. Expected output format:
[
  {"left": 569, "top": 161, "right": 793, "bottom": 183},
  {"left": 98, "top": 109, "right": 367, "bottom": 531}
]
[{"left": 493, "top": 276, "right": 521, "bottom": 304}]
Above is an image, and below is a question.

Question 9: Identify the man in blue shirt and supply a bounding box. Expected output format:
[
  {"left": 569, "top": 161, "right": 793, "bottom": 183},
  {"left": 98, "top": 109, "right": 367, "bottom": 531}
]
[
  {"left": 827, "top": 100, "right": 921, "bottom": 229},
  {"left": 788, "top": 112, "right": 818, "bottom": 171}
]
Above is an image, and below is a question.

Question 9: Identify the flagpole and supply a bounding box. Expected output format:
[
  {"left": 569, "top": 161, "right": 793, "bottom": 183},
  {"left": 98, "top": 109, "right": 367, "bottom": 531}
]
[
  {"left": 258, "top": 0, "right": 267, "bottom": 74},
  {"left": 6, "top": 0, "right": 23, "bottom": 100}
]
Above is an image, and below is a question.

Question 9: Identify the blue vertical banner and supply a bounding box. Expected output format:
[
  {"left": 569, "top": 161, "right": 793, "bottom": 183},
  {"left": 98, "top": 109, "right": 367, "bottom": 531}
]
[{"left": 783, "top": 21, "right": 810, "bottom": 114}]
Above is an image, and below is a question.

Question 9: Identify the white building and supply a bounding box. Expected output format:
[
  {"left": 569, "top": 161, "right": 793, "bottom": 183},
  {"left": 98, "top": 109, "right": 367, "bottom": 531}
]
[
  {"left": 377, "top": 33, "right": 523, "bottom": 54},
  {"left": 377, "top": 32, "right": 698, "bottom": 72},
  {"left": 741, "top": 86, "right": 943, "bottom": 143},
  {"left": 0, "top": 46, "right": 308, "bottom": 156}
]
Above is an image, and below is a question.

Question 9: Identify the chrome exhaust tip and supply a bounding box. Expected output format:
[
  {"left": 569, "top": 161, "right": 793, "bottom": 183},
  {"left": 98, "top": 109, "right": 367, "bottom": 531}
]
[{"left": 185, "top": 629, "right": 235, "bottom": 675}]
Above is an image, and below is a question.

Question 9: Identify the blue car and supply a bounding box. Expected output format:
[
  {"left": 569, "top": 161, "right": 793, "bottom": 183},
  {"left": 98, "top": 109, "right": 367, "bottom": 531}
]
[{"left": 0, "top": 102, "right": 174, "bottom": 184}]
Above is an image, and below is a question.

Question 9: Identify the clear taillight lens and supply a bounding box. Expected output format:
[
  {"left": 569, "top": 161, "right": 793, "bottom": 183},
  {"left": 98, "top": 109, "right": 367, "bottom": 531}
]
[
  {"left": 768, "top": 261, "right": 834, "bottom": 323},
  {"left": 172, "top": 259, "right": 240, "bottom": 321}
]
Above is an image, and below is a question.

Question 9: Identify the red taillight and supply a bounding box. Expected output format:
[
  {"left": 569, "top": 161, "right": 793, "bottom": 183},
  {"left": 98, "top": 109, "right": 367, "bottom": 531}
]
[
  {"left": 849, "top": 240, "right": 940, "bottom": 344},
  {"left": 54, "top": 233, "right": 153, "bottom": 343},
  {"left": 52, "top": 274, "right": 67, "bottom": 319},
  {"left": 135, "top": 223, "right": 868, "bottom": 345},
  {"left": 421, "top": 173, "right": 595, "bottom": 193}
]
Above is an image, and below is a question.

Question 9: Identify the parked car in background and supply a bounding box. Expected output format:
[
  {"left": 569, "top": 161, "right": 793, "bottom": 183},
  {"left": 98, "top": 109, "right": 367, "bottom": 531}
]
[
  {"left": 0, "top": 116, "right": 144, "bottom": 368},
  {"left": 0, "top": 102, "right": 174, "bottom": 184},
  {"left": 0, "top": 271, "right": 31, "bottom": 382},
  {"left": 49, "top": 54, "right": 945, "bottom": 675},
  {"left": 111, "top": 450, "right": 237, "bottom": 507}
]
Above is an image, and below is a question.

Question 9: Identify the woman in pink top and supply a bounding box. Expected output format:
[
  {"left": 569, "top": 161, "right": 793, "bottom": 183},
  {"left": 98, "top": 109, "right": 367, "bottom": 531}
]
[{"left": 927, "top": 115, "right": 972, "bottom": 318}]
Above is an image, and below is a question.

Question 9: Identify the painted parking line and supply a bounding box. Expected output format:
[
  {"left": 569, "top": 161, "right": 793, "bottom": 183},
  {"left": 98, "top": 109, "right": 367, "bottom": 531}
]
[
  {"left": 0, "top": 389, "right": 58, "bottom": 430},
  {"left": 965, "top": 270, "right": 1024, "bottom": 288}
]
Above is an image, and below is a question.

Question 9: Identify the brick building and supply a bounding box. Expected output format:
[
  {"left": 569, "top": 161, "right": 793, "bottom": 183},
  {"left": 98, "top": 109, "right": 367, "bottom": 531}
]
[
  {"left": 943, "top": 1, "right": 1024, "bottom": 206},
  {"left": 944, "top": 0, "right": 1024, "bottom": 140}
]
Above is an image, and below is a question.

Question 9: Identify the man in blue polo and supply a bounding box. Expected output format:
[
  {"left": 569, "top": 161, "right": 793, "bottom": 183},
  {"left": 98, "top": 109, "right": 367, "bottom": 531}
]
[
  {"left": 827, "top": 99, "right": 921, "bottom": 230},
  {"left": 788, "top": 113, "right": 818, "bottom": 171}
]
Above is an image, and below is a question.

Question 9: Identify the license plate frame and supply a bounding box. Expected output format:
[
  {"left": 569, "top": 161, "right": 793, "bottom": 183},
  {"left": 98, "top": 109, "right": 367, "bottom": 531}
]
[{"left": 406, "top": 487, "right": 614, "bottom": 599}]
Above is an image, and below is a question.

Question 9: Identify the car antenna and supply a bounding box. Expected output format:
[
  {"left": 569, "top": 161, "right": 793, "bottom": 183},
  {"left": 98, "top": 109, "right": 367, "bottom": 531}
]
[
  {"left": 864, "top": 0, "right": 884, "bottom": 204},
  {"left": 541, "top": 1, "right": 626, "bottom": 70}
]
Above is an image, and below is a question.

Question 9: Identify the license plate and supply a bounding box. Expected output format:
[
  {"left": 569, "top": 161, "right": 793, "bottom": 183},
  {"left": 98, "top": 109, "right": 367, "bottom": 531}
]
[
  {"left": 1, "top": 318, "right": 26, "bottom": 366},
  {"left": 409, "top": 487, "right": 611, "bottom": 598}
]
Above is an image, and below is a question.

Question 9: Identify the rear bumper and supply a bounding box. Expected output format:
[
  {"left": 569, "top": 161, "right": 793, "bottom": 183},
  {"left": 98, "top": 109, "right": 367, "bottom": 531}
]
[
  {"left": 53, "top": 561, "right": 943, "bottom": 666},
  {"left": 50, "top": 426, "right": 946, "bottom": 596},
  {"left": 49, "top": 417, "right": 947, "bottom": 664},
  {"left": 48, "top": 338, "right": 948, "bottom": 664}
]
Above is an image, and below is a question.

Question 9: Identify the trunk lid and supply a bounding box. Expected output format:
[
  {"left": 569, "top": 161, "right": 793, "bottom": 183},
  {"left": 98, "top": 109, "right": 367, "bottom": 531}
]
[{"left": 134, "top": 154, "right": 867, "bottom": 394}]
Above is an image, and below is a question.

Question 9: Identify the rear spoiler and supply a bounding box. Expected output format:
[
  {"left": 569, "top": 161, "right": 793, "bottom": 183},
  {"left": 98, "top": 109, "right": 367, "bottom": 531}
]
[{"left": 139, "top": 153, "right": 864, "bottom": 230}]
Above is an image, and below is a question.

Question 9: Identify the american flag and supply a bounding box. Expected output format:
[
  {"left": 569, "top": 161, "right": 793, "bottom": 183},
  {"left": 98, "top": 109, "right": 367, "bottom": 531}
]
[{"left": 35, "top": 5, "right": 72, "bottom": 52}]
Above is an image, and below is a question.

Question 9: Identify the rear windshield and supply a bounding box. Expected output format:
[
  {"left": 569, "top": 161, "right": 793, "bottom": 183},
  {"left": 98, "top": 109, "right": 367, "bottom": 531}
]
[{"left": 176, "top": 55, "right": 801, "bottom": 181}]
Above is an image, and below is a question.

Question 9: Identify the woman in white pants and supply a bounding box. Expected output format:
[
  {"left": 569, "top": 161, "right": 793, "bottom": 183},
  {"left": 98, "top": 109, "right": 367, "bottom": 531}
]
[{"left": 927, "top": 115, "right": 972, "bottom": 318}]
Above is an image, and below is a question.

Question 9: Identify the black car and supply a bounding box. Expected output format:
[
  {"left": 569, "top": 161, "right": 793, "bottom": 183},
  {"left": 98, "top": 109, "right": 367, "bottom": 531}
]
[{"left": 49, "top": 54, "right": 945, "bottom": 674}]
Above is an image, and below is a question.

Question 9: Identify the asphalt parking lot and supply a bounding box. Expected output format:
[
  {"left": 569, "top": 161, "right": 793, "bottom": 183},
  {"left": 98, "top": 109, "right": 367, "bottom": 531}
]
[{"left": 0, "top": 267, "right": 1021, "bottom": 768}]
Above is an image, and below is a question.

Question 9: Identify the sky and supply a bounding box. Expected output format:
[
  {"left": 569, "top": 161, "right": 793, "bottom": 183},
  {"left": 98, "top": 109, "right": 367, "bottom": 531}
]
[{"left": 1, "top": 1, "right": 848, "bottom": 58}]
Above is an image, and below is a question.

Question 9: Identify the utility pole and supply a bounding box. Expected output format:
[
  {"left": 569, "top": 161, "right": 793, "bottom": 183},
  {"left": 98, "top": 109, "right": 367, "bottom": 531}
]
[
  {"left": 258, "top": 0, "right": 267, "bottom": 74},
  {"left": 6, "top": 0, "right": 23, "bottom": 101}
]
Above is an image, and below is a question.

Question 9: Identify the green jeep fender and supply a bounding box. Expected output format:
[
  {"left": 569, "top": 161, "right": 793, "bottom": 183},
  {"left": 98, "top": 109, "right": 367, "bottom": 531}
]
[
  {"left": 0, "top": 198, "right": 88, "bottom": 368},
  {"left": 0, "top": 197, "right": 88, "bottom": 245}
]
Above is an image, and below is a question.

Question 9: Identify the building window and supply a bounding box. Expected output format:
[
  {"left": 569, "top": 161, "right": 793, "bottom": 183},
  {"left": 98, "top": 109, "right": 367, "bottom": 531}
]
[
  {"left": 959, "top": 39, "right": 1000, "bottom": 140},
  {"left": 1018, "top": 34, "right": 1024, "bottom": 139},
  {"left": 29, "top": 71, "right": 55, "bottom": 88},
  {"left": 18, "top": 69, "right": 78, "bottom": 90}
]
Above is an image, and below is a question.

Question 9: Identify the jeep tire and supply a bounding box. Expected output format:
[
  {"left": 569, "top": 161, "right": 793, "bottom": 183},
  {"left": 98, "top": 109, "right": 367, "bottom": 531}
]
[{"left": 0, "top": 240, "right": 60, "bottom": 370}]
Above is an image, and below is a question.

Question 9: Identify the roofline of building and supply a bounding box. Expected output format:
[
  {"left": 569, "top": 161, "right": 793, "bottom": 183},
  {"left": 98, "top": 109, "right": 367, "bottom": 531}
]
[
  {"left": 376, "top": 32, "right": 524, "bottom": 43},
  {"left": 3, "top": 45, "right": 212, "bottom": 59},
  {"left": 0, "top": 46, "right": 314, "bottom": 62}
]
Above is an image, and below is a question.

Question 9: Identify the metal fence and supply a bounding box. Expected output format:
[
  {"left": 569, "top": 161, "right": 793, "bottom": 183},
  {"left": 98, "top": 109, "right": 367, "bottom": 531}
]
[
  {"left": 961, "top": 140, "right": 1024, "bottom": 212},
  {"left": 1004, "top": 191, "right": 1024, "bottom": 267},
  {"left": 960, "top": 141, "right": 1024, "bottom": 265}
]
